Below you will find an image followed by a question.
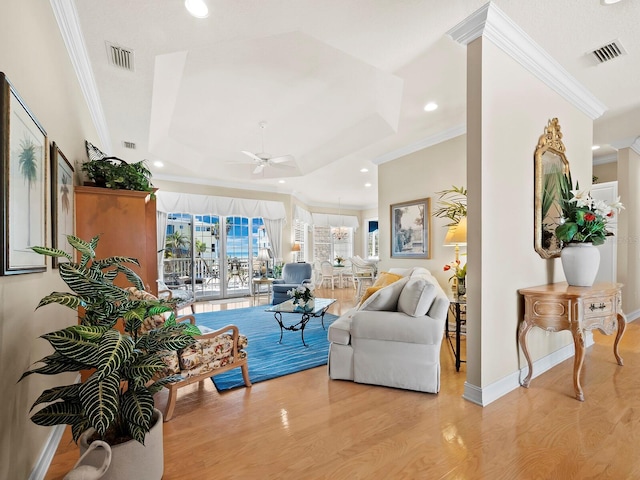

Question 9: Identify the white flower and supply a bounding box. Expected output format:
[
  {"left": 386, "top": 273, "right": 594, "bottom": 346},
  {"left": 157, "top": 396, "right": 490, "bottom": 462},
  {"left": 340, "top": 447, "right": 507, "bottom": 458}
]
[
  {"left": 568, "top": 188, "right": 592, "bottom": 208},
  {"left": 593, "top": 199, "right": 611, "bottom": 217},
  {"left": 609, "top": 196, "right": 625, "bottom": 212}
]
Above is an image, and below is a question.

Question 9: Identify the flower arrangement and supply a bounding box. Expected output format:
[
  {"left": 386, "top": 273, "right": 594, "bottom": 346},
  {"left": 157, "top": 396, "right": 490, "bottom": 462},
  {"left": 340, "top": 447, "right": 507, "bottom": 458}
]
[
  {"left": 335, "top": 256, "right": 345, "bottom": 265},
  {"left": 287, "top": 284, "right": 315, "bottom": 304},
  {"left": 556, "top": 171, "right": 624, "bottom": 246},
  {"left": 444, "top": 259, "right": 466, "bottom": 281}
]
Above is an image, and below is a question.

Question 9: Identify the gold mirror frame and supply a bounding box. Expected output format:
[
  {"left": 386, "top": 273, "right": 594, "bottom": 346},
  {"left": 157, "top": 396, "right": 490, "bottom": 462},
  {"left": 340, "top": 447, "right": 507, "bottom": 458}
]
[{"left": 534, "top": 118, "right": 569, "bottom": 259}]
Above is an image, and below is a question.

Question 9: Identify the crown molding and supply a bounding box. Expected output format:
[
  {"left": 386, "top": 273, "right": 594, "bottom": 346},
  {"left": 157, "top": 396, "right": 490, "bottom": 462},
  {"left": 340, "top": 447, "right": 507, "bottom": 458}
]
[
  {"left": 372, "top": 124, "right": 466, "bottom": 165},
  {"left": 610, "top": 136, "right": 640, "bottom": 155},
  {"left": 447, "top": 2, "right": 607, "bottom": 120},
  {"left": 49, "top": 0, "right": 112, "bottom": 152},
  {"left": 593, "top": 153, "right": 618, "bottom": 165}
]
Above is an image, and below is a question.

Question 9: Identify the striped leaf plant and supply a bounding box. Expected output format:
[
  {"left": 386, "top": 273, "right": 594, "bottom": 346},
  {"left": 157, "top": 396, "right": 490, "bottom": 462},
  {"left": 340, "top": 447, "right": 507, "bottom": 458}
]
[{"left": 20, "top": 235, "right": 199, "bottom": 445}]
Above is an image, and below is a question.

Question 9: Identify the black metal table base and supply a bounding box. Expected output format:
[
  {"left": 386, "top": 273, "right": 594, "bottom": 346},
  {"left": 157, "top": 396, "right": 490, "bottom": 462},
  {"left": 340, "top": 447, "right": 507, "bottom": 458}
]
[
  {"left": 273, "top": 308, "right": 329, "bottom": 347},
  {"left": 446, "top": 302, "right": 466, "bottom": 371}
]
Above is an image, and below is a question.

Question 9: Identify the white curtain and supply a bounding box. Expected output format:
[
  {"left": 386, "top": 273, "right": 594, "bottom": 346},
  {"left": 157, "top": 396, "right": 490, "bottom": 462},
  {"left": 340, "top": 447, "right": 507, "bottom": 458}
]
[
  {"left": 293, "top": 205, "right": 313, "bottom": 225},
  {"left": 263, "top": 218, "right": 284, "bottom": 264},
  {"left": 312, "top": 213, "right": 359, "bottom": 230},
  {"left": 156, "top": 211, "right": 168, "bottom": 282},
  {"left": 156, "top": 191, "right": 286, "bottom": 219}
]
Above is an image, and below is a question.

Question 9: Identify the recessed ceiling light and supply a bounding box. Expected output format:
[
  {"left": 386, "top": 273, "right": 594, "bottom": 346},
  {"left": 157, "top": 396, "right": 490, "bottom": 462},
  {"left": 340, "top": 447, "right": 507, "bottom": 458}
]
[
  {"left": 153, "top": 161, "right": 164, "bottom": 168},
  {"left": 360, "top": 168, "right": 369, "bottom": 173},
  {"left": 278, "top": 179, "right": 286, "bottom": 184},
  {"left": 185, "top": 0, "right": 209, "bottom": 18},
  {"left": 601, "top": 0, "right": 622, "bottom": 5},
  {"left": 424, "top": 102, "right": 438, "bottom": 112},
  {"left": 592, "top": 145, "right": 601, "bottom": 151},
  {"left": 364, "top": 183, "right": 372, "bottom": 188}
]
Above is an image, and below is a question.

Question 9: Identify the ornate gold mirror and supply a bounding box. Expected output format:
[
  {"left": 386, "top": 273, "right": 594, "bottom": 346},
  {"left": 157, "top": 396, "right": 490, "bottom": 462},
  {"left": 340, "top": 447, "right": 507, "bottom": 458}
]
[{"left": 534, "top": 118, "right": 569, "bottom": 259}]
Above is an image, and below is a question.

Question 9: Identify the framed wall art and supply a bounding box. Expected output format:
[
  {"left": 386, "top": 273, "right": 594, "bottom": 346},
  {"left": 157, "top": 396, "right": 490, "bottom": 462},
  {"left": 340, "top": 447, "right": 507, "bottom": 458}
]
[
  {"left": 0, "top": 72, "right": 47, "bottom": 275},
  {"left": 50, "top": 142, "right": 74, "bottom": 268},
  {"left": 390, "top": 197, "right": 431, "bottom": 259}
]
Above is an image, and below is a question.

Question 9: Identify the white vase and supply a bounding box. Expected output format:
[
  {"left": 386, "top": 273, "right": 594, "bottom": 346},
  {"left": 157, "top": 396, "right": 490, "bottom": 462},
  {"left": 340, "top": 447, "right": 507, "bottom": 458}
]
[
  {"left": 560, "top": 243, "right": 600, "bottom": 287},
  {"left": 78, "top": 409, "right": 164, "bottom": 480}
]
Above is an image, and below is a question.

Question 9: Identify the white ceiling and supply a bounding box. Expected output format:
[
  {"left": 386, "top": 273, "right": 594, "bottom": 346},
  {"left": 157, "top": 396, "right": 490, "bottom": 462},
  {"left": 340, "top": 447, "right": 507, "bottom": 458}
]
[{"left": 68, "top": 0, "right": 640, "bottom": 209}]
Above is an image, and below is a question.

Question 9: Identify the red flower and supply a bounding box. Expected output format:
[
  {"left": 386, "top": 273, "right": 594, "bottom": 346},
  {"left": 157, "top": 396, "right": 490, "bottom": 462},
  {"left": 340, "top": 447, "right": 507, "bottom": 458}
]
[
  {"left": 584, "top": 212, "right": 596, "bottom": 222},
  {"left": 607, "top": 211, "right": 614, "bottom": 218},
  {"left": 443, "top": 265, "right": 451, "bottom": 271}
]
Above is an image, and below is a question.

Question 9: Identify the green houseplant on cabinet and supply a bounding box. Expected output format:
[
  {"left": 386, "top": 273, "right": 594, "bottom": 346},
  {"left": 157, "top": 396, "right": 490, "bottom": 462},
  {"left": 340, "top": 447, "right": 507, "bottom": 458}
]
[{"left": 20, "top": 235, "right": 199, "bottom": 479}]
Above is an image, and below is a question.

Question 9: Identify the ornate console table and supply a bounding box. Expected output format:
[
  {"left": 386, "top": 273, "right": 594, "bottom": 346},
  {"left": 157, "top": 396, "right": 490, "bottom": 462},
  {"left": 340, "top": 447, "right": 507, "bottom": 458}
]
[{"left": 518, "top": 282, "right": 626, "bottom": 401}]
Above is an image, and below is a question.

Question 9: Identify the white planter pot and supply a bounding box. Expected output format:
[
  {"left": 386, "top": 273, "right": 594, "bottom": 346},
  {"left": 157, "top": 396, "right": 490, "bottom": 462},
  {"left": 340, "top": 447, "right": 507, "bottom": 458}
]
[
  {"left": 560, "top": 243, "right": 601, "bottom": 287},
  {"left": 77, "top": 409, "right": 164, "bottom": 480}
]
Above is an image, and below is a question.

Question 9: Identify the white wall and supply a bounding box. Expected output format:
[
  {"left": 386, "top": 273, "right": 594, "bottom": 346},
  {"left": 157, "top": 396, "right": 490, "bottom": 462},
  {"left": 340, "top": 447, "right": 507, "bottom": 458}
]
[{"left": 0, "top": 1, "right": 100, "bottom": 478}]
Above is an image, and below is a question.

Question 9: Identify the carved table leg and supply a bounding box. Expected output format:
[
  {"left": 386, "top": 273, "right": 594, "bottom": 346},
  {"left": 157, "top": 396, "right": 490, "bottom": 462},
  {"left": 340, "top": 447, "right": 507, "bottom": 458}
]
[
  {"left": 614, "top": 312, "right": 627, "bottom": 366},
  {"left": 571, "top": 325, "right": 586, "bottom": 402},
  {"left": 518, "top": 321, "right": 534, "bottom": 388}
]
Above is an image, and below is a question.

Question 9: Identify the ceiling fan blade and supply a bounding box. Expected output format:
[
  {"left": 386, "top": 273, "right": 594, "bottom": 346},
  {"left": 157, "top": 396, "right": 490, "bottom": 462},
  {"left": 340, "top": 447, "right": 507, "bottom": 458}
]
[
  {"left": 241, "top": 150, "right": 263, "bottom": 162},
  {"left": 226, "top": 159, "right": 257, "bottom": 165},
  {"left": 269, "top": 155, "right": 294, "bottom": 164},
  {"left": 253, "top": 164, "right": 265, "bottom": 174},
  {"left": 270, "top": 163, "right": 297, "bottom": 171}
]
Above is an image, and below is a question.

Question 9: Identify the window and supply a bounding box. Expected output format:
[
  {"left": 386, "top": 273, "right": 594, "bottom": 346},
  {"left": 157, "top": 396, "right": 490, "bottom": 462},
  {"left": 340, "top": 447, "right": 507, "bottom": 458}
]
[
  {"left": 313, "top": 225, "right": 353, "bottom": 263},
  {"left": 365, "top": 219, "right": 379, "bottom": 259},
  {"left": 293, "top": 220, "right": 307, "bottom": 262}
]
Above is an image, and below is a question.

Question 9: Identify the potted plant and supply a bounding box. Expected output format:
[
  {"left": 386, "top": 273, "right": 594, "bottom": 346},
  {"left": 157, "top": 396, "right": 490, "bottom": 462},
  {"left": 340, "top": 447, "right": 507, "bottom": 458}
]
[
  {"left": 433, "top": 185, "right": 467, "bottom": 226},
  {"left": 82, "top": 140, "right": 154, "bottom": 193},
  {"left": 20, "top": 235, "right": 199, "bottom": 479}
]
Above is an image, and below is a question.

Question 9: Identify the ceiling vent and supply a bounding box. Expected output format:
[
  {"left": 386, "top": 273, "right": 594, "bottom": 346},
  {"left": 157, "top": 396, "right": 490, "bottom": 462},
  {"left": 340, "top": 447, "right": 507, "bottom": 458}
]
[
  {"left": 592, "top": 40, "right": 627, "bottom": 63},
  {"left": 106, "top": 42, "right": 135, "bottom": 71},
  {"left": 122, "top": 141, "right": 136, "bottom": 150}
]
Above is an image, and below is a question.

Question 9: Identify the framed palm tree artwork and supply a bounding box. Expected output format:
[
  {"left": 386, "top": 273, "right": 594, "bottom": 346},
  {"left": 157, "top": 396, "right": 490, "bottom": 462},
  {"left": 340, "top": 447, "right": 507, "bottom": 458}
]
[
  {"left": 50, "top": 142, "right": 74, "bottom": 268},
  {"left": 0, "top": 72, "right": 47, "bottom": 275}
]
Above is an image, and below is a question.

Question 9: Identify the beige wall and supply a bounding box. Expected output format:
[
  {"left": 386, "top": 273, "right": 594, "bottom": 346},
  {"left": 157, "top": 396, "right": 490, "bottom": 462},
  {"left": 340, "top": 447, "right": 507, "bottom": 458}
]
[
  {"left": 467, "top": 38, "right": 593, "bottom": 390},
  {"left": 593, "top": 162, "right": 617, "bottom": 183},
  {"left": 0, "top": 1, "right": 100, "bottom": 478},
  {"left": 378, "top": 135, "right": 466, "bottom": 290}
]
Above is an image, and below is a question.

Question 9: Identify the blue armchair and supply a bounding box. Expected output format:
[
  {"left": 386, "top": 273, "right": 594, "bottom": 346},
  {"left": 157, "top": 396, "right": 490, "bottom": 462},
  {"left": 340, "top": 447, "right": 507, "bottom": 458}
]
[{"left": 272, "top": 262, "right": 313, "bottom": 304}]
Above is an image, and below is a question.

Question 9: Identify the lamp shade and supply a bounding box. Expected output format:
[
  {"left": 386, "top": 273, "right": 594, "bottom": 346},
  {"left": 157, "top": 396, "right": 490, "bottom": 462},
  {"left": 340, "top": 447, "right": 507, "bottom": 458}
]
[
  {"left": 257, "top": 248, "right": 270, "bottom": 262},
  {"left": 444, "top": 217, "right": 467, "bottom": 246},
  {"left": 291, "top": 242, "right": 301, "bottom": 252}
]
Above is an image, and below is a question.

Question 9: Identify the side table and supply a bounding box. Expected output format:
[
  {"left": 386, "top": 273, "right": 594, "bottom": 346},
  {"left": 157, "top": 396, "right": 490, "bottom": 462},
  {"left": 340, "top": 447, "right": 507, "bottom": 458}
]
[
  {"left": 518, "top": 282, "right": 626, "bottom": 401},
  {"left": 446, "top": 296, "right": 466, "bottom": 372},
  {"left": 252, "top": 277, "right": 274, "bottom": 303}
]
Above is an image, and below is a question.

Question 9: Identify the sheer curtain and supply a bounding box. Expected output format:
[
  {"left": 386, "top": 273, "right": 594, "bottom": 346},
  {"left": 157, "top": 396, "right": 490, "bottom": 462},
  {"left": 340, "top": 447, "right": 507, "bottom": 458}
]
[
  {"left": 156, "top": 211, "right": 168, "bottom": 282},
  {"left": 263, "top": 218, "right": 284, "bottom": 264}
]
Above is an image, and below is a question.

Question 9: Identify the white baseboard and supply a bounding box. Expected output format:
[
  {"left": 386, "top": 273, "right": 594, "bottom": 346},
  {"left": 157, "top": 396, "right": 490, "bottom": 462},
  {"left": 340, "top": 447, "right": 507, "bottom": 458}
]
[
  {"left": 463, "top": 333, "right": 595, "bottom": 406},
  {"left": 625, "top": 308, "right": 639, "bottom": 323},
  {"left": 29, "top": 424, "right": 67, "bottom": 480}
]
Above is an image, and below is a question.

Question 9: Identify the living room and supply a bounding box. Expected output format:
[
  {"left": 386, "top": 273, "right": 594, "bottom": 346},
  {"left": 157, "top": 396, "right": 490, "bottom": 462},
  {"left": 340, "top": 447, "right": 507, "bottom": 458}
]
[{"left": 2, "top": 1, "right": 640, "bottom": 479}]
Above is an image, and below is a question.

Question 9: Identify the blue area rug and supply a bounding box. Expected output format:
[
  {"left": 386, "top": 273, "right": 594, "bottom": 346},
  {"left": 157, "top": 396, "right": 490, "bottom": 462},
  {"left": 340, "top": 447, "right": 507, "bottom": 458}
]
[{"left": 194, "top": 305, "right": 338, "bottom": 391}]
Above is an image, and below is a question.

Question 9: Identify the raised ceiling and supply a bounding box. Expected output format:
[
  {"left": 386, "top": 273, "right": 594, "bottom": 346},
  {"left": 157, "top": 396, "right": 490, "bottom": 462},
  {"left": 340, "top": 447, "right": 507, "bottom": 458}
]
[{"left": 64, "top": 0, "right": 640, "bottom": 208}]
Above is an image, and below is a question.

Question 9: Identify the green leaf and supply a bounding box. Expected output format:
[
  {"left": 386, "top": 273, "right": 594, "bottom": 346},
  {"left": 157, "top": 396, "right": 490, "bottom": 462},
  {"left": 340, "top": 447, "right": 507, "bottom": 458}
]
[
  {"left": 30, "top": 246, "right": 73, "bottom": 261},
  {"left": 67, "top": 235, "right": 96, "bottom": 258},
  {"left": 555, "top": 222, "right": 578, "bottom": 243},
  {"left": 42, "top": 328, "right": 102, "bottom": 366},
  {"left": 121, "top": 353, "right": 166, "bottom": 384},
  {"left": 31, "top": 401, "right": 83, "bottom": 427},
  {"left": 120, "top": 388, "right": 154, "bottom": 443},
  {"left": 147, "top": 374, "right": 183, "bottom": 394},
  {"left": 36, "top": 292, "right": 84, "bottom": 310},
  {"left": 80, "top": 371, "right": 120, "bottom": 435},
  {"left": 95, "top": 329, "right": 134, "bottom": 380},
  {"left": 19, "top": 352, "right": 88, "bottom": 381},
  {"left": 30, "top": 384, "right": 81, "bottom": 411}
]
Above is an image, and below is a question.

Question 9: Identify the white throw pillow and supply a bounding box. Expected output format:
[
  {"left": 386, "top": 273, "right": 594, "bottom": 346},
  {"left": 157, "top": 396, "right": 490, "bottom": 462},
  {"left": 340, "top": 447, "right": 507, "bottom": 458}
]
[
  {"left": 398, "top": 278, "right": 437, "bottom": 317},
  {"left": 359, "top": 276, "right": 410, "bottom": 311},
  {"left": 387, "top": 267, "right": 413, "bottom": 277}
]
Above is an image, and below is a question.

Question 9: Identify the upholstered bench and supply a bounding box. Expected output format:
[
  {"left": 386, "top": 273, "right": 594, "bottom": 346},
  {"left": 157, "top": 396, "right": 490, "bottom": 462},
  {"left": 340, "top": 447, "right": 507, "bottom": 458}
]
[
  {"left": 126, "top": 287, "right": 251, "bottom": 421},
  {"left": 159, "top": 318, "right": 251, "bottom": 421}
]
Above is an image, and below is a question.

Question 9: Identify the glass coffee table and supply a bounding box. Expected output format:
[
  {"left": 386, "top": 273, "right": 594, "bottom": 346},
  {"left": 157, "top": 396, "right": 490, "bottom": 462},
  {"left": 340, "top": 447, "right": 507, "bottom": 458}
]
[{"left": 265, "top": 298, "right": 336, "bottom": 346}]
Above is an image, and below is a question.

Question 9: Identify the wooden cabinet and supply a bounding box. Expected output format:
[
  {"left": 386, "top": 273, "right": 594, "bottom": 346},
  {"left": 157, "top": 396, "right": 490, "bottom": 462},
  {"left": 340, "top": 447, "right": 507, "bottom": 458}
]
[
  {"left": 518, "top": 282, "right": 626, "bottom": 401},
  {"left": 75, "top": 186, "right": 158, "bottom": 295}
]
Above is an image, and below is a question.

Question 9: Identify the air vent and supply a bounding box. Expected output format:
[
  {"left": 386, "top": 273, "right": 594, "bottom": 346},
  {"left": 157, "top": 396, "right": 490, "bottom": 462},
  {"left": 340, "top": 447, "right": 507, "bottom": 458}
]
[
  {"left": 592, "top": 40, "right": 627, "bottom": 63},
  {"left": 122, "top": 141, "right": 136, "bottom": 150},
  {"left": 106, "top": 42, "right": 135, "bottom": 71}
]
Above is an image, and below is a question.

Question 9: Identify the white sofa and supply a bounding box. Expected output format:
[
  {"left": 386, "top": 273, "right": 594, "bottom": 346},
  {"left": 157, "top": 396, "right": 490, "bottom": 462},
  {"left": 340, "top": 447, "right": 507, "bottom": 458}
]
[{"left": 327, "top": 267, "right": 449, "bottom": 393}]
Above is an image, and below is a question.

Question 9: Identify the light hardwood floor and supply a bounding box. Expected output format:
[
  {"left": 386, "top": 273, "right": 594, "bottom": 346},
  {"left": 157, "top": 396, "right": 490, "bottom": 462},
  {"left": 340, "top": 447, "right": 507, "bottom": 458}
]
[{"left": 44, "top": 286, "right": 640, "bottom": 479}]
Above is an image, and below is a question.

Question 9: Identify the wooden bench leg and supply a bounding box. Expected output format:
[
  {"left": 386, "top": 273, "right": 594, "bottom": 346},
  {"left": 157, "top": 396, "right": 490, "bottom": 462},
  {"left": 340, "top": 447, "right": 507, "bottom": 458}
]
[
  {"left": 241, "top": 363, "right": 252, "bottom": 387},
  {"left": 164, "top": 384, "right": 178, "bottom": 422}
]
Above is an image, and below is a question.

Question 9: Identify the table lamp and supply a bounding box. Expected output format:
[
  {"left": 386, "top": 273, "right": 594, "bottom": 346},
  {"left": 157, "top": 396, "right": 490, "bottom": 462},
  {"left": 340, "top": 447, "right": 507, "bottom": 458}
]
[
  {"left": 443, "top": 217, "right": 467, "bottom": 292},
  {"left": 257, "top": 248, "right": 270, "bottom": 278},
  {"left": 291, "top": 242, "right": 301, "bottom": 262}
]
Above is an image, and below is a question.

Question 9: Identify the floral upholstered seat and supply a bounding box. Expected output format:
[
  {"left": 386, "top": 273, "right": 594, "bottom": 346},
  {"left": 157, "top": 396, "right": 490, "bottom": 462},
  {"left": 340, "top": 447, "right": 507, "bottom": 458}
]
[{"left": 126, "top": 287, "right": 251, "bottom": 421}]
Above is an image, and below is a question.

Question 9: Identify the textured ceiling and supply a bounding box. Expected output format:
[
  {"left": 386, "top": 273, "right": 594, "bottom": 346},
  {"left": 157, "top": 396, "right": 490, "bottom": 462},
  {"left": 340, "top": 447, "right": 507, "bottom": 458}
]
[{"left": 70, "top": 0, "right": 640, "bottom": 208}]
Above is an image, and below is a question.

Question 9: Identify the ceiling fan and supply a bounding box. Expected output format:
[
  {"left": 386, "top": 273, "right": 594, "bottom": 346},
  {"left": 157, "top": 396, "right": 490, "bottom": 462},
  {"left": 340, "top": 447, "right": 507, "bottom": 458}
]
[{"left": 239, "top": 122, "right": 296, "bottom": 175}]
